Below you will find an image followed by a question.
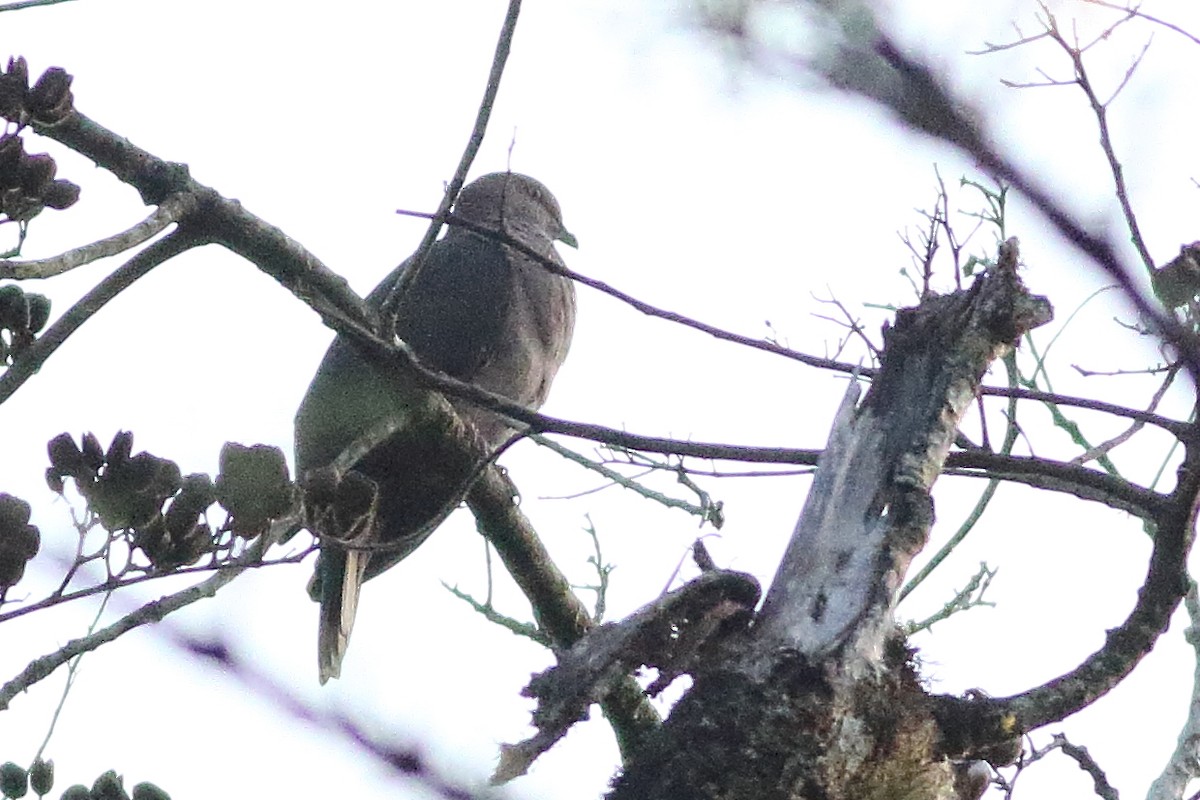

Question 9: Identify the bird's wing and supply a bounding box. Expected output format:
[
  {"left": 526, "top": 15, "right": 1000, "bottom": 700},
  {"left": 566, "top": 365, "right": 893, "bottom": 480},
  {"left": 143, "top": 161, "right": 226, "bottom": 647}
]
[{"left": 391, "top": 232, "right": 514, "bottom": 380}]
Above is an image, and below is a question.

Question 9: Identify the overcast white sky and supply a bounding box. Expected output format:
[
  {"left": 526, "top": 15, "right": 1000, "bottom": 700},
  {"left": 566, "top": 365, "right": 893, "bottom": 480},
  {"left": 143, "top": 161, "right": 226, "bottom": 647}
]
[{"left": 1, "top": 1, "right": 1199, "bottom": 798}]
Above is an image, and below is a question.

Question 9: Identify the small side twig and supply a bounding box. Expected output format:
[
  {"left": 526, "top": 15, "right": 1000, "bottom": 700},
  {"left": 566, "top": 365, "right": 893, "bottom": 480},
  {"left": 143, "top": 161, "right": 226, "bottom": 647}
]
[
  {"left": 1080, "top": 0, "right": 1200, "bottom": 47},
  {"left": 577, "top": 515, "right": 612, "bottom": 623},
  {"left": 443, "top": 582, "right": 550, "bottom": 647},
  {"left": 904, "top": 562, "right": 997, "bottom": 634},
  {"left": 0, "top": 194, "right": 198, "bottom": 279},
  {"left": 531, "top": 434, "right": 718, "bottom": 526}
]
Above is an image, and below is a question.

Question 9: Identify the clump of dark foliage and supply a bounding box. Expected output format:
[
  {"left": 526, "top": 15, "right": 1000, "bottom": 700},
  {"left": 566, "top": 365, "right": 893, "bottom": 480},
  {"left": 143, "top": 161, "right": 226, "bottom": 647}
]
[
  {"left": 1, "top": 759, "right": 170, "bottom": 800},
  {"left": 0, "top": 493, "right": 38, "bottom": 597},
  {"left": 0, "top": 283, "right": 50, "bottom": 364},
  {"left": 47, "top": 431, "right": 213, "bottom": 571}
]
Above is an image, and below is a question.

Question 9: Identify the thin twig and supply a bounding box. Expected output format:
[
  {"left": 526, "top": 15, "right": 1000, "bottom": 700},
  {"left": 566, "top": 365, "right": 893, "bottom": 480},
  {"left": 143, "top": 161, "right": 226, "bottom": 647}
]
[
  {"left": 904, "top": 562, "right": 996, "bottom": 634},
  {"left": 1080, "top": 0, "right": 1200, "bottom": 46},
  {"left": 380, "top": 0, "right": 523, "bottom": 318},
  {"left": 1070, "top": 362, "right": 1179, "bottom": 466},
  {"left": 539, "top": 465, "right": 656, "bottom": 500},
  {"left": 399, "top": 206, "right": 1192, "bottom": 438},
  {"left": 0, "top": 195, "right": 197, "bottom": 279},
  {"left": 0, "top": 542, "right": 311, "bottom": 625},
  {"left": 32, "top": 589, "right": 111, "bottom": 762},
  {"left": 969, "top": 30, "right": 1053, "bottom": 54},
  {"left": 1041, "top": 9, "right": 1155, "bottom": 271},
  {"left": 396, "top": 207, "right": 844, "bottom": 372},
  {"left": 532, "top": 434, "right": 716, "bottom": 524},
  {"left": 579, "top": 515, "right": 611, "bottom": 623},
  {"left": 1054, "top": 733, "right": 1121, "bottom": 800},
  {"left": 443, "top": 582, "right": 551, "bottom": 646}
]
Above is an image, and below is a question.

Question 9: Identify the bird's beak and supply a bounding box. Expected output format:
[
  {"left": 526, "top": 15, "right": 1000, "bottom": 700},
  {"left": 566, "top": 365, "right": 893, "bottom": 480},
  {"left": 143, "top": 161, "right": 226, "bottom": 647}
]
[{"left": 557, "top": 228, "right": 579, "bottom": 249}]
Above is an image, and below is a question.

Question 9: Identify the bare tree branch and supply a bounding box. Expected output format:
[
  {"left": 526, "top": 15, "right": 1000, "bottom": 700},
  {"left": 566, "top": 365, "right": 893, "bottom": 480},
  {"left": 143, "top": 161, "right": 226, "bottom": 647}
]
[
  {"left": 1055, "top": 733, "right": 1121, "bottom": 800},
  {"left": 0, "top": 194, "right": 196, "bottom": 279},
  {"left": 1080, "top": 0, "right": 1200, "bottom": 46},
  {"left": 531, "top": 434, "right": 720, "bottom": 526},
  {"left": 991, "top": 442, "right": 1196, "bottom": 731},
  {"left": 1036, "top": 8, "right": 1155, "bottom": 271}
]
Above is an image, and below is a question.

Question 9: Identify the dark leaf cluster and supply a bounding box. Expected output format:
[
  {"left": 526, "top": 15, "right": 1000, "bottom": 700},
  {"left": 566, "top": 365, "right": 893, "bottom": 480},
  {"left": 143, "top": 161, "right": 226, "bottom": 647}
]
[
  {"left": 74, "top": 770, "right": 169, "bottom": 800},
  {"left": 214, "top": 442, "right": 293, "bottom": 537},
  {"left": 45, "top": 431, "right": 213, "bottom": 571},
  {"left": 0, "top": 493, "right": 39, "bottom": 595},
  {"left": 0, "top": 58, "right": 74, "bottom": 129},
  {"left": 0, "top": 283, "right": 50, "bottom": 364},
  {"left": 4, "top": 764, "right": 174, "bottom": 800},
  {"left": 0, "top": 134, "right": 79, "bottom": 226},
  {"left": 0, "top": 758, "right": 54, "bottom": 799}
]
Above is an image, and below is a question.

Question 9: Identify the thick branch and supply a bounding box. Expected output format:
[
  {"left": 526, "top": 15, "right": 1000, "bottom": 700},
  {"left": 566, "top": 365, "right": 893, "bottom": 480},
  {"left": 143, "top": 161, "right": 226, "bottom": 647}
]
[
  {"left": 29, "top": 109, "right": 373, "bottom": 333},
  {"left": 993, "top": 441, "right": 1198, "bottom": 730},
  {"left": 467, "top": 458, "right": 662, "bottom": 760}
]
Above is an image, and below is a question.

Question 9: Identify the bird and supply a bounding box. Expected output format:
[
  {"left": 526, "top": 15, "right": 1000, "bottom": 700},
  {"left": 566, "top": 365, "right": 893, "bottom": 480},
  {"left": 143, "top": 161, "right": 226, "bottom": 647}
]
[{"left": 294, "top": 172, "right": 577, "bottom": 683}]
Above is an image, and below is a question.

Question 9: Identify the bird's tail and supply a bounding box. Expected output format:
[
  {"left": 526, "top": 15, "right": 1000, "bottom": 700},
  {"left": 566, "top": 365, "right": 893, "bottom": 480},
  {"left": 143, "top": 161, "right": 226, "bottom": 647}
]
[{"left": 316, "top": 548, "right": 367, "bottom": 684}]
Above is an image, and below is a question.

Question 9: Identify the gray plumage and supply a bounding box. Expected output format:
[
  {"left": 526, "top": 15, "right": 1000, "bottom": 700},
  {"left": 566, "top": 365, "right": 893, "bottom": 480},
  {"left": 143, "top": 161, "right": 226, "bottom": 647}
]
[{"left": 294, "top": 172, "right": 577, "bottom": 683}]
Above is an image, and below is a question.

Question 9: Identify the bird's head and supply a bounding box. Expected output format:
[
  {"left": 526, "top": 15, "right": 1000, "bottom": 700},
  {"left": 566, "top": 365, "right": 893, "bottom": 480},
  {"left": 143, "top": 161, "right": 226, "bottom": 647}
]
[{"left": 454, "top": 172, "right": 578, "bottom": 249}]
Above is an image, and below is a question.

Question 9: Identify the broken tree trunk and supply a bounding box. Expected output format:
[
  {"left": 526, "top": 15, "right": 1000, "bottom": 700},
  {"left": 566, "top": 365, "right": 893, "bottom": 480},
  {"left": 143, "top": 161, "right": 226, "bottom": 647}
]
[{"left": 509, "top": 239, "right": 1051, "bottom": 798}]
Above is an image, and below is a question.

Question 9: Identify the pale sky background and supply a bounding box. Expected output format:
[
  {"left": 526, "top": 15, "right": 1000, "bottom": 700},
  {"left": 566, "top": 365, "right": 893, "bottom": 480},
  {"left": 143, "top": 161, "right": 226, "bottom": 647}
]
[{"left": 1, "top": 1, "right": 1199, "bottom": 798}]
